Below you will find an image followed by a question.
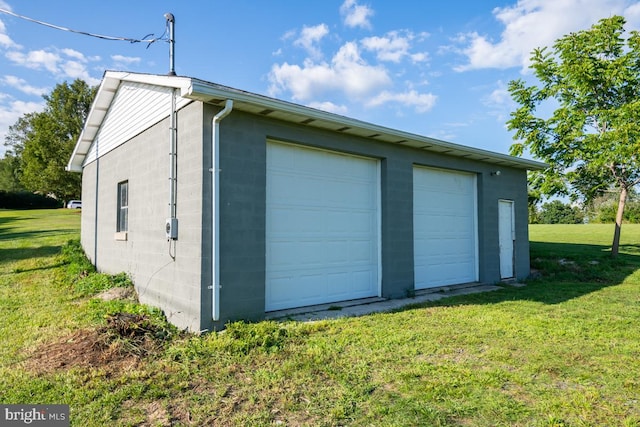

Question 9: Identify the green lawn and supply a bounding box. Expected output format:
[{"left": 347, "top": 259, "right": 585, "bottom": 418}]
[{"left": 1, "top": 210, "right": 639, "bottom": 426}]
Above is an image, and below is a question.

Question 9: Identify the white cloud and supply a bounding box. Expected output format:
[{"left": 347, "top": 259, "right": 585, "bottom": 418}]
[
  {"left": 61, "top": 48, "right": 88, "bottom": 62},
  {"left": 455, "top": 0, "right": 639, "bottom": 71},
  {"left": 307, "top": 100, "right": 348, "bottom": 115},
  {"left": 0, "top": 98, "right": 45, "bottom": 156},
  {"left": 361, "top": 32, "right": 410, "bottom": 62},
  {"left": 361, "top": 30, "right": 429, "bottom": 63},
  {"left": 0, "top": 19, "right": 20, "bottom": 49},
  {"left": 6, "top": 48, "right": 101, "bottom": 85},
  {"left": 430, "top": 129, "right": 459, "bottom": 141},
  {"left": 1, "top": 75, "right": 48, "bottom": 96},
  {"left": 482, "top": 80, "right": 514, "bottom": 121},
  {"left": 366, "top": 89, "right": 437, "bottom": 113},
  {"left": 61, "top": 60, "right": 100, "bottom": 85},
  {"left": 111, "top": 54, "right": 141, "bottom": 65},
  {"left": 484, "top": 81, "right": 510, "bottom": 107},
  {"left": 411, "top": 52, "right": 429, "bottom": 62},
  {"left": 294, "top": 24, "right": 329, "bottom": 59},
  {"left": 624, "top": 2, "right": 640, "bottom": 26},
  {"left": 6, "top": 49, "right": 60, "bottom": 73},
  {"left": 269, "top": 41, "right": 391, "bottom": 101},
  {"left": 270, "top": 4, "right": 437, "bottom": 115},
  {"left": 340, "top": 0, "right": 374, "bottom": 29},
  {"left": 0, "top": 3, "right": 21, "bottom": 49}
]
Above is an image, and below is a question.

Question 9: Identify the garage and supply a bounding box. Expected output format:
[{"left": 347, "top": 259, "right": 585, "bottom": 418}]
[
  {"left": 413, "top": 166, "right": 478, "bottom": 289},
  {"left": 265, "top": 141, "right": 380, "bottom": 311}
]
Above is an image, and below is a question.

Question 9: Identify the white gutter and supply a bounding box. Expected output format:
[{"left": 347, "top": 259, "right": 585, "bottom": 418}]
[{"left": 210, "top": 100, "right": 233, "bottom": 321}]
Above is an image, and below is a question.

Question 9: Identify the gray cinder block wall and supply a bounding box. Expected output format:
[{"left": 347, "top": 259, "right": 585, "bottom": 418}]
[{"left": 83, "top": 100, "right": 530, "bottom": 332}]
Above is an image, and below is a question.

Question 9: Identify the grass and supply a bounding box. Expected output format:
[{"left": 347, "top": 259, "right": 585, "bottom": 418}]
[{"left": 1, "top": 210, "right": 640, "bottom": 426}]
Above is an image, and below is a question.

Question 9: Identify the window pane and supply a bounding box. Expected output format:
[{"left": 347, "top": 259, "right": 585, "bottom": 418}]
[
  {"left": 120, "top": 182, "right": 128, "bottom": 208},
  {"left": 120, "top": 207, "right": 128, "bottom": 231},
  {"left": 117, "top": 181, "right": 129, "bottom": 232}
]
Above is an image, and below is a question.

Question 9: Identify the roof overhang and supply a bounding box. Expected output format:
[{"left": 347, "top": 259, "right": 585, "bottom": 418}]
[
  {"left": 68, "top": 71, "right": 547, "bottom": 172},
  {"left": 66, "top": 71, "right": 193, "bottom": 172}
]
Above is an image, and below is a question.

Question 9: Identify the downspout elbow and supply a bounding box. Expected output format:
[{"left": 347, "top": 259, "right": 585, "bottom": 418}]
[
  {"left": 214, "top": 99, "right": 234, "bottom": 123},
  {"left": 211, "top": 99, "right": 233, "bottom": 322}
]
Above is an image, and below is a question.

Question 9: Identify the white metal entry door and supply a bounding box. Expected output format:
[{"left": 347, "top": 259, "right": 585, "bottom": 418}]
[
  {"left": 266, "top": 141, "right": 380, "bottom": 311},
  {"left": 413, "top": 166, "right": 478, "bottom": 289},
  {"left": 498, "top": 200, "right": 515, "bottom": 279}
]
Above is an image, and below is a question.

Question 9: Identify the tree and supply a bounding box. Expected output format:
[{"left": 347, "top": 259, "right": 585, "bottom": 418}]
[
  {"left": 0, "top": 154, "right": 24, "bottom": 192},
  {"left": 587, "top": 191, "right": 640, "bottom": 223},
  {"left": 4, "top": 80, "right": 96, "bottom": 202},
  {"left": 539, "top": 200, "right": 584, "bottom": 224},
  {"left": 528, "top": 187, "right": 542, "bottom": 224},
  {"left": 1, "top": 113, "right": 33, "bottom": 192},
  {"left": 508, "top": 16, "right": 640, "bottom": 257}
]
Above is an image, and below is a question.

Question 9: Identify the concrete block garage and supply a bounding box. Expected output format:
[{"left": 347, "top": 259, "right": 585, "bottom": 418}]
[{"left": 68, "top": 71, "right": 545, "bottom": 332}]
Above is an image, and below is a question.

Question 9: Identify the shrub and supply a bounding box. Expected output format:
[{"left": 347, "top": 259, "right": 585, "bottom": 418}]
[
  {"left": 539, "top": 200, "right": 584, "bottom": 224},
  {"left": 0, "top": 190, "right": 62, "bottom": 209},
  {"left": 590, "top": 199, "right": 640, "bottom": 224}
]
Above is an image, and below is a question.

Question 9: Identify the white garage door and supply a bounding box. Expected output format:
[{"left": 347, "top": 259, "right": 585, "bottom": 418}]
[
  {"left": 266, "top": 141, "right": 380, "bottom": 311},
  {"left": 413, "top": 166, "right": 478, "bottom": 289}
]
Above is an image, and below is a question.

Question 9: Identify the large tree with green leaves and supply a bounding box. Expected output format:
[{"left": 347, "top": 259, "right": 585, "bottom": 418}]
[
  {"left": 508, "top": 16, "right": 640, "bottom": 257},
  {"left": 4, "top": 79, "right": 96, "bottom": 202}
]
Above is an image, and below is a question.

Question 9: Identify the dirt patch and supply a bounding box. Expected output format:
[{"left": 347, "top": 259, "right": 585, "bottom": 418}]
[
  {"left": 25, "top": 329, "right": 138, "bottom": 374},
  {"left": 25, "top": 313, "right": 167, "bottom": 375},
  {"left": 119, "top": 400, "right": 193, "bottom": 426},
  {"left": 96, "top": 286, "right": 137, "bottom": 301}
]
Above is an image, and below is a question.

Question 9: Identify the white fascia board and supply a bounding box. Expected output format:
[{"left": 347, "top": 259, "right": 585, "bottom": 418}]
[
  {"left": 67, "top": 71, "right": 194, "bottom": 172},
  {"left": 184, "top": 80, "right": 547, "bottom": 171}
]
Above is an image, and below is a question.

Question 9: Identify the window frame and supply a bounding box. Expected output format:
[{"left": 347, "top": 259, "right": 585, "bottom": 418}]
[{"left": 117, "top": 180, "right": 129, "bottom": 233}]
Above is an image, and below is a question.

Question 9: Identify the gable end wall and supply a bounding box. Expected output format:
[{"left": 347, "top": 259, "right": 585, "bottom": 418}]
[{"left": 81, "top": 101, "right": 206, "bottom": 331}]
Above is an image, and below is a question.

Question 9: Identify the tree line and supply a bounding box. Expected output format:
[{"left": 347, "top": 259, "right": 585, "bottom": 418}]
[
  {"left": 0, "top": 79, "right": 96, "bottom": 205},
  {"left": 2, "top": 15, "right": 639, "bottom": 257},
  {"left": 529, "top": 193, "right": 640, "bottom": 225}
]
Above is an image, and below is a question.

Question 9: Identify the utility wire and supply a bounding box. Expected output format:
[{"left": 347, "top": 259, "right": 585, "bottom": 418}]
[{"left": 0, "top": 7, "right": 168, "bottom": 45}]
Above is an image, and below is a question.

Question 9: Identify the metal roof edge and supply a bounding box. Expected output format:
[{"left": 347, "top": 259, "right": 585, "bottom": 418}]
[
  {"left": 69, "top": 71, "right": 547, "bottom": 172},
  {"left": 184, "top": 79, "right": 547, "bottom": 171}
]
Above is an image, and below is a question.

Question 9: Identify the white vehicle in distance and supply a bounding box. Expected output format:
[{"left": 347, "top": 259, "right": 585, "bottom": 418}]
[{"left": 67, "top": 200, "right": 82, "bottom": 209}]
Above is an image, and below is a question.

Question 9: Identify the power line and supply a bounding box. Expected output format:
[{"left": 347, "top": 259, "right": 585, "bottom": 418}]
[{"left": 0, "top": 7, "right": 168, "bottom": 45}]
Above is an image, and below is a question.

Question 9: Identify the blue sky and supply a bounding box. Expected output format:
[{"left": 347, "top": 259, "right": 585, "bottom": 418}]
[{"left": 1, "top": 0, "right": 640, "bottom": 158}]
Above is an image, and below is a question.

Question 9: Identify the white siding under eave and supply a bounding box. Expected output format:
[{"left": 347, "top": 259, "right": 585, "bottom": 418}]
[{"left": 83, "top": 81, "right": 191, "bottom": 165}]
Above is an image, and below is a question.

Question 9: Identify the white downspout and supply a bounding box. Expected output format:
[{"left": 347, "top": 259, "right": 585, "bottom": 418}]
[{"left": 210, "top": 100, "right": 233, "bottom": 322}]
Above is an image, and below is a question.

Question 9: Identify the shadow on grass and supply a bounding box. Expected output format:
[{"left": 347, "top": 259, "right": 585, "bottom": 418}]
[
  {"left": 0, "top": 245, "right": 63, "bottom": 264},
  {"left": 0, "top": 229, "right": 78, "bottom": 241},
  {"left": 407, "top": 241, "right": 640, "bottom": 309},
  {"left": 8, "top": 262, "right": 67, "bottom": 275}
]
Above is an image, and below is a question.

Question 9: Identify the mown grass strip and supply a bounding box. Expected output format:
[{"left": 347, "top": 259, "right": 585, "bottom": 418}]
[{"left": 1, "top": 210, "right": 639, "bottom": 426}]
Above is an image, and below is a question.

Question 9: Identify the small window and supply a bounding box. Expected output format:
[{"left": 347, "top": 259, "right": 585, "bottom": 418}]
[{"left": 117, "top": 181, "right": 128, "bottom": 232}]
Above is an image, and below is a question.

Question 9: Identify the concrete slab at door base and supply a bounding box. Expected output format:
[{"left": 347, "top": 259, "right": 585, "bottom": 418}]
[{"left": 266, "top": 282, "right": 503, "bottom": 322}]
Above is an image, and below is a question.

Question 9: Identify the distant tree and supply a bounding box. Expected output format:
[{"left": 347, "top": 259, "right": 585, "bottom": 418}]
[
  {"left": 588, "top": 191, "right": 640, "bottom": 223},
  {"left": 5, "top": 80, "right": 96, "bottom": 202},
  {"left": 507, "top": 16, "right": 640, "bottom": 257},
  {"left": 1, "top": 113, "right": 33, "bottom": 192},
  {"left": 539, "top": 200, "right": 584, "bottom": 224},
  {"left": 0, "top": 154, "right": 24, "bottom": 192},
  {"left": 4, "top": 112, "right": 33, "bottom": 158},
  {"left": 528, "top": 188, "right": 542, "bottom": 224}
]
